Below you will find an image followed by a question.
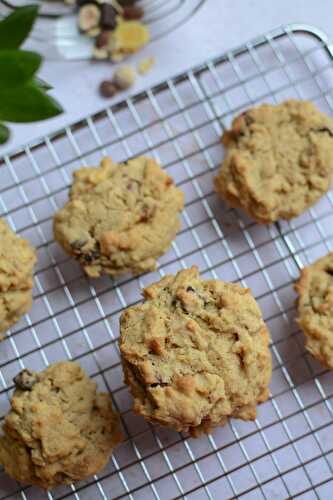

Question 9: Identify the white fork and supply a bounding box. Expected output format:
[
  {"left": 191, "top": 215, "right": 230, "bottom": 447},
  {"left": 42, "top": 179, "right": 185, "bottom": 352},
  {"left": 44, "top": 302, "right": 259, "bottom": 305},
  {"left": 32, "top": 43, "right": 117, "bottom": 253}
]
[{"left": 1, "top": 0, "right": 206, "bottom": 60}]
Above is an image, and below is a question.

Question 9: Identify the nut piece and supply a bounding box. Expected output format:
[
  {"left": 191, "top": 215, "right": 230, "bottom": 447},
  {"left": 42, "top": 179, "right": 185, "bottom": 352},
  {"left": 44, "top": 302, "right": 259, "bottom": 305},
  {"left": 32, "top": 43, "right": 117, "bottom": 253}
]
[
  {"left": 112, "top": 65, "right": 136, "bottom": 90},
  {"left": 14, "top": 369, "right": 38, "bottom": 391},
  {"left": 138, "top": 56, "right": 156, "bottom": 75},
  {"left": 79, "top": 4, "right": 101, "bottom": 33},
  {"left": 99, "top": 80, "right": 118, "bottom": 98},
  {"left": 96, "top": 30, "right": 111, "bottom": 48}
]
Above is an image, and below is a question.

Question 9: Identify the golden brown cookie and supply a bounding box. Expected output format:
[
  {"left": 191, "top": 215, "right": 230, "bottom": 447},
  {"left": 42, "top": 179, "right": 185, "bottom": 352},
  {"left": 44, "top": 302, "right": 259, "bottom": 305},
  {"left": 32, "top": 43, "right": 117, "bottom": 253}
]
[
  {"left": 0, "top": 219, "right": 36, "bottom": 337},
  {"left": 0, "top": 361, "right": 122, "bottom": 489},
  {"left": 295, "top": 253, "right": 333, "bottom": 369},
  {"left": 214, "top": 100, "right": 333, "bottom": 223},
  {"left": 54, "top": 156, "right": 184, "bottom": 278},
  {"left": 120, "top": 266, "right": 272, "bottom": 437}
]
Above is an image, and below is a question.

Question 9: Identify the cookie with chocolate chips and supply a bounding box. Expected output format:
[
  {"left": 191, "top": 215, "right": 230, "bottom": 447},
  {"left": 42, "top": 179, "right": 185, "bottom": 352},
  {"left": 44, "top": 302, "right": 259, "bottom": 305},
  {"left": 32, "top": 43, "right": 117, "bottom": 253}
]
[
  {"left": 0, "top": 362, "right": 122, "bottom": 489},
  {"left": 295, "top": 252, "right": 333, "bottom": 369},
  {"left": 0, "top": 219, "right": 36, "bottom": 337},
  {"left": 54, "top": 156, "right": 184, "bottom": 278},
  {"left": 214, "top": 100, "right": 333, "bottom": 223},
  {"left": 120, "top": 266, "right": 272, "bottom": 437}
]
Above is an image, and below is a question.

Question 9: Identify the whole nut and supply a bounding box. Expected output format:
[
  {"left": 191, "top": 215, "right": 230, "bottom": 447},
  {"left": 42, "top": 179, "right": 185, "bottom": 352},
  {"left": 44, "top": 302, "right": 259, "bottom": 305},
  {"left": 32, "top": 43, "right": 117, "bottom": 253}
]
[
  {"left": 78, "top": 4, "right": 101, "bottom": 32},
  {"left": 112, "top": 65, "right": 136, "bottom": 90},
  {"left": 99, "top": 80, "right": 118, "bottom": 98}
]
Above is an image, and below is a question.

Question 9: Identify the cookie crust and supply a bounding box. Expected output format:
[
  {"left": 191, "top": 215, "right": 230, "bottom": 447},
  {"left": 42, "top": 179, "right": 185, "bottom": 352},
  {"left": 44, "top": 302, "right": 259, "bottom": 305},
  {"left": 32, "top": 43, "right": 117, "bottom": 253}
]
[
  {"left": 214, "top": 100, "right": 333, "bottom": 223},
  {"left": 54, "top": 156, "right": 184, "bottom": 278},
  {"left": 120, "top": 267, "right": 272, "bottom": 437}
]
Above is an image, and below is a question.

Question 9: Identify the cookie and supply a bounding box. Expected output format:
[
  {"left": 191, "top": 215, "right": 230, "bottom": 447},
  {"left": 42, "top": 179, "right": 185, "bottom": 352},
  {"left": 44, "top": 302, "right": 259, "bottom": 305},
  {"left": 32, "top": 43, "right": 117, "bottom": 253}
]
[
  {"left": 0, "top": 361, "right": 122, "bottom": 490},
  {"left": 54, "top": 156, "right": 184, "bottom": 278},
  {"left": 120, "top": 266, "right": 272, "bottom": 437},
  {"left": 0, "top": 219, "right": 36, "bottom": 337},
  {"left": 214, "top": 100, "right": 333, "bottom": 223},
  {"left": 295, "top": 252, "right": 333, "bottom": 369}
]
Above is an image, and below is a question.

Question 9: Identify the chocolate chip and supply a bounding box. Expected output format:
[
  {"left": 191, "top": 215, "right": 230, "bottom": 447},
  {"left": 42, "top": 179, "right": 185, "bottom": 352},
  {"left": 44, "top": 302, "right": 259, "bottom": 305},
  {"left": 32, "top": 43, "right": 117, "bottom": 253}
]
[
  {"left": 99, "top": 80, "right": 118, "bottom": 98},
  {"left": 123, "top": 5, "right": 144, "bottom": 20},
  {"left": 100, "top": 3, "right": 117, "bottom": 30},
  {"left": 96, "top": 30, "right": 111, "bottom": 49},
  {"left": 186, "top": 286, "right": 195, "bottom": 292},
  {"left": 83, "top": 250, "right": 100, "bottom": 263},
  {"left": 316, "top": 127, "right": 333, "bottom": 137},
  {"left": 71, "top": 239, "right": 88, "bottom": 250},
  {"left": 243, "top": 112, "right": 254, "bottom": 127},
  {"left": 326, "top": 267, "right": 333, "bottom": 276},
  {"left": 14, "top": 369, "right": 37, "bottom": 391}
]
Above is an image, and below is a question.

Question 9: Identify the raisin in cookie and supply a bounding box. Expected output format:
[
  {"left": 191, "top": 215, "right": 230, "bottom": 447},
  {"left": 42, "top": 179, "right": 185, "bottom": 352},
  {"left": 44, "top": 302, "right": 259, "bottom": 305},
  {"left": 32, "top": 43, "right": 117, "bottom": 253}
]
[
  {"left": 295, "top": 253, "right": 333, "bottom": 369},
  {"left": 0, "top": 219, "right": 36, "bottom": 337},
  {"left": 120, "top": 266, "right": 272, "bottom": 437},
  {"left": 0, "top": 362, "right": 122, "bottom": 489},
  {"left": 54, "top": 157, "right": 184, "bottom": 278},
  {"left": 214, "top": 100, "right": 333, "bottom": 223}
]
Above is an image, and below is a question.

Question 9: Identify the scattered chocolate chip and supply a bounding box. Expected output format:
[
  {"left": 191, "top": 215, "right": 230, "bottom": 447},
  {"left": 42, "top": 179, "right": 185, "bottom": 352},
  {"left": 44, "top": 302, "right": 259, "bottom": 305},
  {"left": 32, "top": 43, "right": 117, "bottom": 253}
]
[
  {"left": 78, "top": 3, "right": 101, "bottom": 32},
  {"left": 123, "top": 5, "right": 144, "bottom": 20},
  {"left": 326, "top": 267, "right": 333, "bottom": 276},
  {"left": 14, "top": 369, "right": 37, "bottom": 391},
  {"left": 186, "top": 286, "right": 195, "bottom": 292},
  {"left": 316, "top": 127, "right": 333, "bottom": 137},
  {"left": 150, "top": 382, "right": 168, "bottom": 388},
  {"left": 95, "top": 30, "right": 111, "bottom": 49},
  {"left": 71, "top": 239, "right": 88, "bottom": 250},
  {"left": 99, "top": 80, "right": 118, "bottom": 98},
  {"left": 100, "top": 3, "right": 117, "bottom": 30}
]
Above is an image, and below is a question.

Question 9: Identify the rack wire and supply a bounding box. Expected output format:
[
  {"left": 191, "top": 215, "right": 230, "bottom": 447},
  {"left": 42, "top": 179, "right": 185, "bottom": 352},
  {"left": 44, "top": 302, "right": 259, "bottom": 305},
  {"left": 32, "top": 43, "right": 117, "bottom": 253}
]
[{"left": 1, "top": 23, "right": 333, "bottom": 500}]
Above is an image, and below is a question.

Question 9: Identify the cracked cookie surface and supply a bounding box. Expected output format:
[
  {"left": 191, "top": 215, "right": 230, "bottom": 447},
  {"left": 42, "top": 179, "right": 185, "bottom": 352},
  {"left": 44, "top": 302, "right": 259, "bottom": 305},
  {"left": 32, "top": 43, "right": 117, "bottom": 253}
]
[
  {"left": 214, "top": 100, "right": 333, "bottom": 223},
  {"left": 120, "top": 267, "right": 272, "bottom": 437},
  {"left": 54, "top": 156, "right": 184, "bottom": 278},
  {"left": 0, "top": 361, "right": 122, "bottom": 489},
  {"left": 295, "top": 253, "right": 333, "bottom": 369},
  {"left": 0, "top": 219, "right": 36, "bottom": 336}
]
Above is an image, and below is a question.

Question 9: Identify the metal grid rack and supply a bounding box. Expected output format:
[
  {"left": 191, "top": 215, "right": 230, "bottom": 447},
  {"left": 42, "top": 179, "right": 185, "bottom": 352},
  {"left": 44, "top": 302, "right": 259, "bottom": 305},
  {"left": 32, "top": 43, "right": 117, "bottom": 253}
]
[{"left": 1, "top": 23, "right": 333, "bottom": 500}]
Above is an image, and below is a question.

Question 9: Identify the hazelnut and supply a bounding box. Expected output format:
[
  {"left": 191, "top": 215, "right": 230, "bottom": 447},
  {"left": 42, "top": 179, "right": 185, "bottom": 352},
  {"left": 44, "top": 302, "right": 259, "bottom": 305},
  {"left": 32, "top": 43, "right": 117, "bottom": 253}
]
[
  {"left": 112, "top": 65, "right": 136, "bottom": 90},
  {"left": 99, "top": 80, "right": 118, "bottom": 98}
]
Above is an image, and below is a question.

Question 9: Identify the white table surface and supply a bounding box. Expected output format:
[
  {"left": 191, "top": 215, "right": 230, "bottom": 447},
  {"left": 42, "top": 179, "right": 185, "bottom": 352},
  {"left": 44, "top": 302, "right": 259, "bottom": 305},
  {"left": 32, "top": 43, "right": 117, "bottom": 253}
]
[{"left": 3, "top": 0, "right": 333, "bottom": 155}]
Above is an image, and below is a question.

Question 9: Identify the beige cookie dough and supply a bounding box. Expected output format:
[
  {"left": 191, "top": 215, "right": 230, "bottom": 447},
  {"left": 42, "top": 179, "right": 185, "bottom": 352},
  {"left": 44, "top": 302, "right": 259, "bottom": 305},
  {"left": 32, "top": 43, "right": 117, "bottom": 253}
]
[
  {"left": 214, "top": 100, "right": 333, "bottom": 223},
  {"left": 120, "top": 266, "right": 272, "bottom": 437},
  {"left": 54, "top": 156, "right": 184, "bottom": 278},
  {"left": 0, "top": 219, "right": 36, "bottom": 337},
  {"left": 295, "top": 252, "right": 333, "bottom": 369},
  {"left": 0, "top": 362, "right": 122, "bottom": 489}
]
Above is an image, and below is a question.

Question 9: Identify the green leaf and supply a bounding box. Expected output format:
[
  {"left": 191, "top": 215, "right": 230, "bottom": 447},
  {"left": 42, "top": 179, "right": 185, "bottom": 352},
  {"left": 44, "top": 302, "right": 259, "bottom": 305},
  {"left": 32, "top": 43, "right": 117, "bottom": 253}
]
[
  {"left": 0, "top": 123, "right": 10, "bottom": 144},
  {"left": 0, "top": 82, "right": 63, "bottom": 123},
  {"left": 33, "top": 77, "right": 53, "bottom": 91},
  {"left": 0, "top": 50, "right": 42, "bottom": 88},
  {"left": 0, "top": 6, "right": 39, "bottom": 50}
]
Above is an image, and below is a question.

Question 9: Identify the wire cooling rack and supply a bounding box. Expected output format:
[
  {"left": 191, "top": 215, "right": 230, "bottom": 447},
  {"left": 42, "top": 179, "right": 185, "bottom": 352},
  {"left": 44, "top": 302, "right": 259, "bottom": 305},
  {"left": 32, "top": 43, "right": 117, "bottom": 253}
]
[{"left": 1, "top": 23, "right": 333, "bottom": 500}]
